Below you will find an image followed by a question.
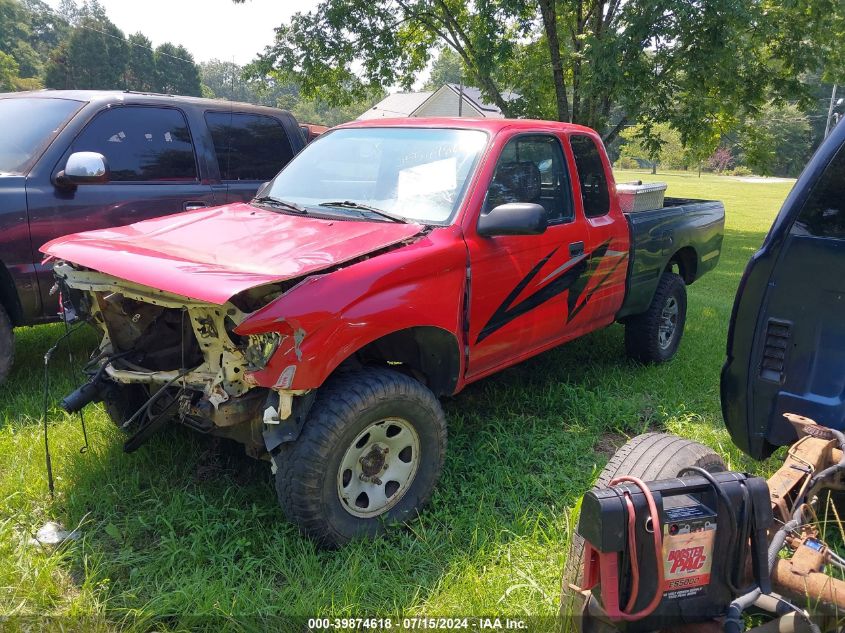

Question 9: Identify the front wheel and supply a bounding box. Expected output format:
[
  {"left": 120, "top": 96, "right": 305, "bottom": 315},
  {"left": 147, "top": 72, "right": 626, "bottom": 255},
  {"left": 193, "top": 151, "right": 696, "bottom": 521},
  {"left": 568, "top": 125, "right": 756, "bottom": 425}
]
[
  {"left": 273, "top": 367, "right": 447, "bottom": 547},
  {"left": 624, "top": 272, "right": 687, "bottom": 363}
]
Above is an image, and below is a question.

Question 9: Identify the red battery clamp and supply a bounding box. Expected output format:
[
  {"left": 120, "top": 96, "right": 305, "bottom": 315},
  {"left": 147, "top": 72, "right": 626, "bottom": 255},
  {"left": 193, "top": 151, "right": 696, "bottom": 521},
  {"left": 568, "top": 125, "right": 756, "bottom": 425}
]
[{"left": 576, "top": 470, "right": 772, "bottom": 631}]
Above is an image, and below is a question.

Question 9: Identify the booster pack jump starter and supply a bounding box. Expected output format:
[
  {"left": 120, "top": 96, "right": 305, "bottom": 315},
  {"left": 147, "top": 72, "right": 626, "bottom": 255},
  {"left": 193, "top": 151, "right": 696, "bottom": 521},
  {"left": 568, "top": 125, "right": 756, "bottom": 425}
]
[{"left": 576, "top": 470, "right": 773, "bottom": 631}]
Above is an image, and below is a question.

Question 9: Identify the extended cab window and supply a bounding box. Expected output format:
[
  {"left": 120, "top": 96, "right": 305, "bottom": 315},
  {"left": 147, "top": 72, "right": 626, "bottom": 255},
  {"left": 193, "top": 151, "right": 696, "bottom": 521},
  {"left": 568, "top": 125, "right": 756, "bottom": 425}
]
[
  {"left": 206, "top": 112, "right": 293, "bottom": 181},
  {"left": 793, "top": 144, "right": 845, "bottom": 239},
  {"left": 570, "top": 135, "right": 610, "bottom": 217},
  {"left": 485, "top": 135, "right": 573, "bottom": 223},
  {"left": 71, "top": 106, "right": 197, "bottom": 181}
]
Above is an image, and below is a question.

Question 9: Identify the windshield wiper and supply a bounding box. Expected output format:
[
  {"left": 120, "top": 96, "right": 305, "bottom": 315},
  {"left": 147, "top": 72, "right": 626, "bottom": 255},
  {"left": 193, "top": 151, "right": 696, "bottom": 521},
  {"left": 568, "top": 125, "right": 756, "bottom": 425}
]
[
  {"left": 318, "top": 200, "right": 407, "bottom": 223},
  {"left": 253, "top": 195, "right": 307, "bottom": 214}
]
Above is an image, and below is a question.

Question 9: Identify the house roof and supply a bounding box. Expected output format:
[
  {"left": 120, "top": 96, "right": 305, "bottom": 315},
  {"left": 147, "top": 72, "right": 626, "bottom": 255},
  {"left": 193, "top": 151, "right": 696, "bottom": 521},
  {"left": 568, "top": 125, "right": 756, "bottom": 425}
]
[
  {"left": 358, "top": 84, "right": 521, "bottom": 120},
  {"left": 357, "top": 91, "right": 434, "bottom": 120},
  {"left": 442, "top": 84, "right": 515, "bottom": 115}
]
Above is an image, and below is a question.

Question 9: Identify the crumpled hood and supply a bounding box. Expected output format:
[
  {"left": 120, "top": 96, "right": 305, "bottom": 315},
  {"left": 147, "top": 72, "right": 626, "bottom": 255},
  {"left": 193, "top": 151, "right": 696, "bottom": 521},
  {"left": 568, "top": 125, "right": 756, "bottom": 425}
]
[{"left": 41, "top": 202, "right": 423, "bottom": 304}]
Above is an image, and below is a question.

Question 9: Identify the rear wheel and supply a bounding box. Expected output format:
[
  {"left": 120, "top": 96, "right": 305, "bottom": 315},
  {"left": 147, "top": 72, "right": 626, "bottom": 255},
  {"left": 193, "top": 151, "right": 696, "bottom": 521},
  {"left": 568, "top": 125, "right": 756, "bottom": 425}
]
[
  {"left": 0, "top": 303, "right": 14, "bottom": 384},
  {"left": 560, "top": 433, "right": 725, "bottom": 623},
  {"left": 624, "top": 272, "right": 687, "bottom": 363},
  {"left": 273, "top": 367, "right": 447, "bottom": 547}
]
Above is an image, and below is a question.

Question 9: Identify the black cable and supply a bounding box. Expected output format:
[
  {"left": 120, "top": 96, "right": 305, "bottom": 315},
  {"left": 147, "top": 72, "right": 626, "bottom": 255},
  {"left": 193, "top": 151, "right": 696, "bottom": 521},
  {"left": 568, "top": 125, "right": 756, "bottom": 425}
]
[
  {"left": 768, "top": 504, "right": 804, "bottom": 572},
  {"left": 679, "top": 467, "right": 748, "bottom": 594},
  {"left": 121, "top": 368, "right": 193, "bottom": 431},
  {"left": 59, "top": 292, "right": 91, "bottom": 455},
  {"left": 723, "top": 588, "right": 761, "bottom": 633},
  {"left": 67, "top": 322, "right": 88, "bottom": 454},
  {"left": 82, "top": 349, "right": 111, "bottom": 373},
  {"left": 41, "top": 320, "right": 87, "bottom": 497},
  {"left": 732, "top": 482, "right": 754, "bottom": 593},
  {"left": 89, "top": 351, "right": 134, "bottom": 383},
  {"left": 124, "top": 385, "right": 185, "bottom": 453},
  {"left": 805, "top": 428, "right": 845, "bottom": 499},
  {"left": 42, "top": 356, "right": 54, "bottom": 498}
]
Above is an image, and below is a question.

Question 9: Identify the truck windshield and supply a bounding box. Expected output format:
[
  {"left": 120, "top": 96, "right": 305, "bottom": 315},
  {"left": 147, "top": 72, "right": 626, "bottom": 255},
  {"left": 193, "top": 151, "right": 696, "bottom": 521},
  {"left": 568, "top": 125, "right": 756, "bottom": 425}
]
[
  {"left": 265, "top": 127, "right": 488, "bottom": 224},
  {"left": 0, "top": 98, "right": 82, "bottom": 175}
]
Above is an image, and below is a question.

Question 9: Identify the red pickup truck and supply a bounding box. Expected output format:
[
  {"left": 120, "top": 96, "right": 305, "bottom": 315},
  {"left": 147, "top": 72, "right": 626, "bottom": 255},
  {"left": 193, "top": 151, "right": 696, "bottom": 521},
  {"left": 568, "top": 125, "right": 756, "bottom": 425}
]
[{"left": 44, "top": 118, "right": 724, "bottom": 546}]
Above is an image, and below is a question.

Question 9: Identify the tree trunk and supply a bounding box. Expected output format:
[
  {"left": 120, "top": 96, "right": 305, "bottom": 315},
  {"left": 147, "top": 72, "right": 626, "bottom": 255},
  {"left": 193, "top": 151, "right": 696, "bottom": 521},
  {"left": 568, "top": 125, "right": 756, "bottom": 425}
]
[
  {"left": 571, "top": 0, "right": 584, "bottom": 122},
  {"left": 602, "top": 116, "right": 629, "bottom": 145},
  {"left": 423, "top": 0, "right": 513, "bottom": 117},
  {"left": 538, "top": 0, "right": 569, "bottom": 122}
]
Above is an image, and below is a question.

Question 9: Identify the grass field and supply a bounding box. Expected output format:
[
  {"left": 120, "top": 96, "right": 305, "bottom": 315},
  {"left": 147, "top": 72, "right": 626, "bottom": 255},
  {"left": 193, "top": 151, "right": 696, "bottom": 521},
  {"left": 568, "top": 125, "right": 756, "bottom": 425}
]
[{"left": 0, "top": 170, "right": 797, "bottom": 629}]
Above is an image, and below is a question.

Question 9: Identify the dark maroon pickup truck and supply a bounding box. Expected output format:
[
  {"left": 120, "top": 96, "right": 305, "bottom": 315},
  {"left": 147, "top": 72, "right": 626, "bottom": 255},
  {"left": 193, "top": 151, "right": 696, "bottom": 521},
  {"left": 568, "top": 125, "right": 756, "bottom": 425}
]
[{"left": 0, "top": 90, "right": 305, "bottom": 383}]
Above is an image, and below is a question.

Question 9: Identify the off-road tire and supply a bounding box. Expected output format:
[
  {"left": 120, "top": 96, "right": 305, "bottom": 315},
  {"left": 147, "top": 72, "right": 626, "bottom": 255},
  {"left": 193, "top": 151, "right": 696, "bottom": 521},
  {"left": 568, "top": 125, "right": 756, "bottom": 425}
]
[
  {"left": 624, "top": 272, "right": 687, "bottom": 363},
  {"left": 273, "top": 367, "right": 447, "bottom": 547},
  {"left": 0, "top": 303, "right": 14, "bottom": 384},
  {"left": 560, "top": 433, "right": 725, "bottom": 622}
]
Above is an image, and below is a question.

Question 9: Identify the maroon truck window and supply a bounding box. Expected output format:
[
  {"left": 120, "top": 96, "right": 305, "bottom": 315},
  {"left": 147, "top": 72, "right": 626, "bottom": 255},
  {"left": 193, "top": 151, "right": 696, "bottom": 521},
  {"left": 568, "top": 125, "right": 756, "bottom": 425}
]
[
  {"left": 205, "top": 112, "right": 294, "bottom": 181},
  {"left": 71, "top": 106, "right": 197, "bottom": 182}
]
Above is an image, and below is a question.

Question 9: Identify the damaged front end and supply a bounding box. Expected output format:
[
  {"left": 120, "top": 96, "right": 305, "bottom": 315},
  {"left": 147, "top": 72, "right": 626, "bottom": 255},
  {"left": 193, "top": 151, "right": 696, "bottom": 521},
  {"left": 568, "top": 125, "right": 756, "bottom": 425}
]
[{"left": 55, "top": 262, "right": 307, "bottom": 457}]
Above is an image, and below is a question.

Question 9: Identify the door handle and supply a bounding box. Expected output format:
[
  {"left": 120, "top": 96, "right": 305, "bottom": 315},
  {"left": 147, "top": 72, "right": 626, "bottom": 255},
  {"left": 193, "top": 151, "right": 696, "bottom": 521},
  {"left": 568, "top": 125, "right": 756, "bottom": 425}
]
[
  {"left": 569, "top": 241, "right": 585, "bottom": 257},
  {"left": 184, "top": 201, "right": 208, "bottom": 211}
]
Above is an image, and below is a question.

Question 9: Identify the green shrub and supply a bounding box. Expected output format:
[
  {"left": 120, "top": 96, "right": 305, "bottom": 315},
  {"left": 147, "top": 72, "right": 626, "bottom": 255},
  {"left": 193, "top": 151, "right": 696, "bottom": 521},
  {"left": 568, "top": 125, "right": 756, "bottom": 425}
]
[
  {"left": 616, "top": 156, "right": 640, "bottom": 169},
  {"left": 728, "top": 166, "right": 754, "bottom": 177}
]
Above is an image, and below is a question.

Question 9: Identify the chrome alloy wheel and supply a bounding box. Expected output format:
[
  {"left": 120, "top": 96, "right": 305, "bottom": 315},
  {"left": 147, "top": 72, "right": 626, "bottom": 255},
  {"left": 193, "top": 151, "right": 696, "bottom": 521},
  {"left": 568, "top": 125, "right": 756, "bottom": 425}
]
[
  {"left": 658, "top": 296, "right": 679, "bottom": 349},
  {"left": 337, "top": 418, "right": 421, "bottom": 518}
]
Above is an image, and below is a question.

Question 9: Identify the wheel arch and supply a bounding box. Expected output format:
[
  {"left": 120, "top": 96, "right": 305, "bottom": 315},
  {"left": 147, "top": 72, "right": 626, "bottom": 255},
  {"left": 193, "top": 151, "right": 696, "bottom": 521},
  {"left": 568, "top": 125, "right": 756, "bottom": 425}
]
[
  {"left": 666, "top": 246, "right": 698, "bottom": 284},
  {"left": 343, "top": 326, "right": 462, "bottom": 397},
  {"left": 0, "top": 260, "right": 23, "bottom": 325}
]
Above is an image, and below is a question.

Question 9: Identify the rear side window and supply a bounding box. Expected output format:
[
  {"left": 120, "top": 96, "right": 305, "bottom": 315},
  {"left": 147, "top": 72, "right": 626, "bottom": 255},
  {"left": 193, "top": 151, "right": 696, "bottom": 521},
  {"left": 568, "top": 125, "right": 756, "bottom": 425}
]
[
  {"left": 206, "top": 112, "right": 293, "bottom": 181},
  {"left": 71, "top": 106, "right": 197, "bottom": 181},
  {"left": 570, "top": 135, "right": 610, "bottom": 217},
  {"left": 793, "top": 144, "right": 845, "bottom": 239}
]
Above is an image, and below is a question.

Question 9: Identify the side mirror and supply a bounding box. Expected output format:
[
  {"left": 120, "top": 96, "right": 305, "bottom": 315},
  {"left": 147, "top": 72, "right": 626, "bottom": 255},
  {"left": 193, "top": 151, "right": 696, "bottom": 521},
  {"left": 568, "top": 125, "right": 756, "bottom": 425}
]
[
  {"left": 56, "top": 152, "right": 109, "bottom": 188},
  {"left": 477, "top": 203, "right": 547, "bottom": 237}
]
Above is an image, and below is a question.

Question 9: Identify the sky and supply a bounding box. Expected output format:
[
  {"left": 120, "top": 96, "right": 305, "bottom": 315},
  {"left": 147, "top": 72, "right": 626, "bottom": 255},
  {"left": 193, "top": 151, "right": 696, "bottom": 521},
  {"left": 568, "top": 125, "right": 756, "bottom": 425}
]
[{"left": 44, "top": 0, "right": 320, "bottom": 65}]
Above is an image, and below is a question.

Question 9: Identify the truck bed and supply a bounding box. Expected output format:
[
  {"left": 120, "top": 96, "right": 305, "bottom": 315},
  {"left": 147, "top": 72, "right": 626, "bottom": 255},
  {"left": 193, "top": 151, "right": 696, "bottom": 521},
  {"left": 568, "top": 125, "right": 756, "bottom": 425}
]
[{"left": 617, "top": 197, "right": 726, "bottom": 319}]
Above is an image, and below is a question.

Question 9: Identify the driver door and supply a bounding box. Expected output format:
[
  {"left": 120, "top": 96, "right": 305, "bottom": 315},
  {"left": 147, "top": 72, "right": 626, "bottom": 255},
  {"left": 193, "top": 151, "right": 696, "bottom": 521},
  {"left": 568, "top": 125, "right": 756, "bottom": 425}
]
[{"left": 465, "top": 133, "right": 594, "bottom": 378}]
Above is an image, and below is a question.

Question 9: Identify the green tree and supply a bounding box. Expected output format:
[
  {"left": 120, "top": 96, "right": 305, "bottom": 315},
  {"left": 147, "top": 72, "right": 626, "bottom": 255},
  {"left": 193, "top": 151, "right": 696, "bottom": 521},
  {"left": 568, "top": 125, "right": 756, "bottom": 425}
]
[
  {"left": 0, "top": 0, "right": 41, "bottom": 78},
  {"left": 22, "top": 0, "right": 71, "bottom": 61},
  {"left": 0, "top": 50, "right": 20, "bottom": 91},
  {"left": 245, "top": 0, "right": 845, "bottom": 147},
  {"left": 738, "top": 103, "right": 812, "bottom": 177},
  {"left": 0, "top": 0, "right": 69, "bottom": 86},
  {"left": 44, "top": 4, "right": 128, "bottom": 89},
  {"left": 125, "top": 32, "right": 156, "bottom": 91},
  {"left": 154, "top": 43, "right": 201, "bottom": 96},
  {"left": 290, "top": 95, "right": 381, "bottom": 126},
  {"left": 423, "top": 47, "right": 464, "bottom": 91},
  {"left": 57, "top": 0, "right": 81, "bottom": 24},
  {"left": 620, "top": 123, "right": 690, "bottom": 174},
  {"left": 200, "top": 59, "right": 256, "bottom": 102}
]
